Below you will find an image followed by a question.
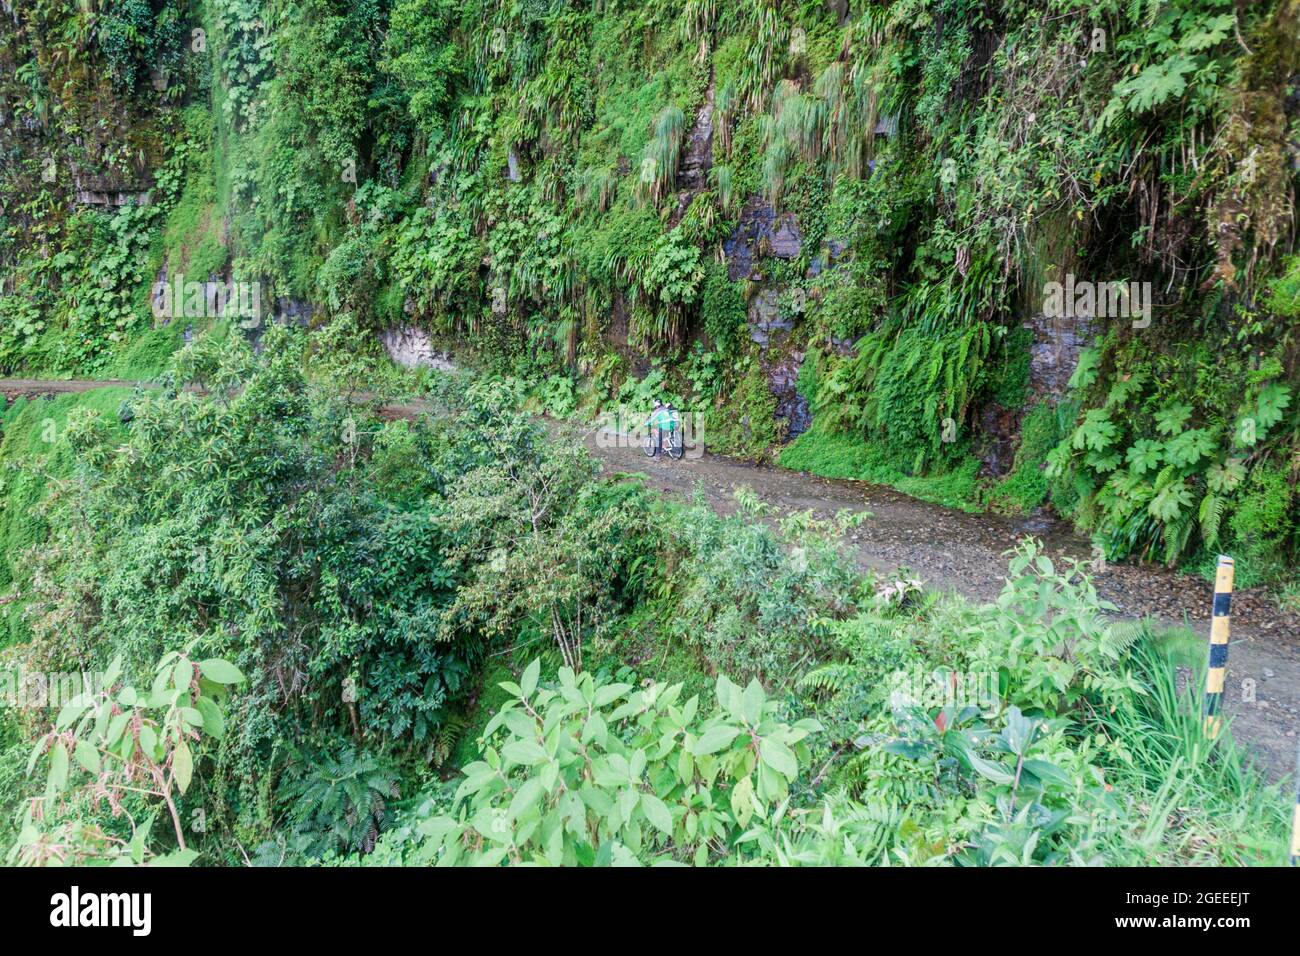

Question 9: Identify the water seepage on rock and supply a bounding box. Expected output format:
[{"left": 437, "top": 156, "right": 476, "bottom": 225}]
[
  {"left": 974, "top": 312, "right": 1094, "bottom": 477},
  {"left": 1027, "top": 311, "right": 1095, "bottom": 401},
  {"left": 978, "top": 402, "right": 1018, "bottom": 478},
  {"left": 379, "top": 325, "right": 456, "bottom": 371},
  {"left": 747, "top": 287, "right": 794, "bottom": 346},
  {"left": 767, "top": 350, "right": 811, "bottom": 440},
  {"left": 724, "top": 199, "right": 802, "bottom": 280},
  {"left": 722, "top": 199, "right": 818, "bottom": 441},
  {"left": 806, "top": 238, "right": 849, "bottom": 278},
  {"left": 676, "top": 85, "right": 714, "bottom": 193},
  {"left": 72, "top": 170, "right": 153, "bottom": 208},
  {"left": 273, "top": 297, "right": 313, "bottom": 327}
]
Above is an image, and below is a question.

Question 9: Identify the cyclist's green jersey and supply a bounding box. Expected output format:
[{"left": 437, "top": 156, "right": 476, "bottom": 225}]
[{"left": 650, "top": 408, "right": 678, "bottom": 431}]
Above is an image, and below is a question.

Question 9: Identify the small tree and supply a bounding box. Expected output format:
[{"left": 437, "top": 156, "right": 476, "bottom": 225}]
[{"left": 10, "top": 649, "right": 245, "bottom": 866}]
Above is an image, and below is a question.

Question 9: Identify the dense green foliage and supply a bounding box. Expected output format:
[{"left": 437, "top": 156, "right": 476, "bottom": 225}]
[
  {"left": 0, "top": 337, "right": 1290, "bottom": 866},
  {"left": 1, "top": 0, "right": 1298, "bottom": 867},
  {"left": 7, "top": 0, "right": 1297, "bottom": 580}
]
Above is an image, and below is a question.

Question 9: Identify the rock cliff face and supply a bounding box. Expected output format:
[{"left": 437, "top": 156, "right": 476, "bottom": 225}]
[
  {"left": 379, "top": 325, "right": 456, "bottom": 370},
  {"left": 970, "top": 311, "right": 1094, "bottom": 475},
  {"left": 672, "top": 83, "right": 714, "bottom": 220},
  {"left": 723, "top": 200, "right": 803, "bottom": 281},
  {"left": 718, "top": 189, "right": 1098, "bottom": 458},
  {"left": 1026, "top": 311, "right": 1095, "bottom": 403},
  {"left": 720, "top": 199, "right": 810, "bottom": 439}
]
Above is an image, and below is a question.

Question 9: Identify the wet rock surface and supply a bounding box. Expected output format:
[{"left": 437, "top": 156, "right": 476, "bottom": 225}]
[
  {"left": 727, "top": 198, "right": 814, "bottom": 443},
  {"left": 724, "top": 199, "right": 803, "bottom": 280},
  {"left": 1027, "top": 312, "right": 1095, "bottom": 402},
  {"left": 746, "top": 287, "right": 792, "bottom": 345},
  {"left": 676, "top": 85, "right": 714, "bottom": 194},
  {"left": 379, "top": 325, "right": 456, "bottom": 370},
  {"left": 977, "top": 402, "right": 1019, "bottom": 477},
  {"left": 765, "top": 350, "right": 811, "bottom": 440}
]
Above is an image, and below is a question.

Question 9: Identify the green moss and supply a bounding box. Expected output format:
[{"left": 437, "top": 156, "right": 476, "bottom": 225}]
[
  {"left": 777, "top": 420, "right": 870, "bottom": 479},
  {"left": 987, "top": 400, "right": 1064, "bottom": 514},
  {"left": 1222, "top": 463, "right": 1293, "bottom": 587},
  {"left": 105, "top": 323, "right": 188, "bottom": 379},
  {"left": 161, "top": 124, "right": 226, "bottom": 281},
  {"left": 987, "top": 326, "right": 1032, "bottom": 409},
  {"left": 779, "top": 419, "right": 983, "bottom": 511},
  {"left": 699, "top": 261, "right": 747, "bottom": 355},
  {"left": 447, "top": 661, "right": 514, "bottom": 770},
  {"left": 704, "top": 359, "right": 781, "bottom": 459},
  {"left": 0, "top": 388, "right": 133, "bottom": 646}
]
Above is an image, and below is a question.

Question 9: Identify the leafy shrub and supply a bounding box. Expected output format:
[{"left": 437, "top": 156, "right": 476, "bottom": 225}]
[
  {"left": 387, "top": 661, "right": 822, "bottom": 866},
  {"left": 663, "top": 492, "right": 863, "bottom": 685},
  {"left": 11, "top": 649, "right": 244, "bottom": 866}
]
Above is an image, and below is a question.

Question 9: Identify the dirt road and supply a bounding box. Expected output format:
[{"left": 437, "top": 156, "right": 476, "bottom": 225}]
[
  {"left": 3, "top": 378, "right": 1297, "bottom": 781},
  {"left": 568, "top": 422, "right": 1300, "bottom": 783}
]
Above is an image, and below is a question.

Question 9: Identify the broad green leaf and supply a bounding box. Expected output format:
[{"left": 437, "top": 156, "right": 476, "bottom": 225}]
[
  {"left": 740, "top": 679, "right": 765, "bottom": 725},
  {"left": 55, "top": 696, "right": 89, "bottom": 731},
  {"left": 194, "top": 696, "right": 224, "bottom": 739},
  {"left": 173, "top": 740, "right": 193, "bottom": 794},
  {"left": 48, "top": 742, "right": 69, "bottom": 791},
  {"left": 197, "top": 659, "right": 245, "bottom": 685},
  {"left": 140, "top": 724, "right": 159, "bottom": 759},
  {"left": 690, "top": 724, "right": 742, "bottom": 756},
  {"left": 640, "top": 792, "right": 673, "bottom": 835},
  {"left": 759, "top": 738, "right": 797, "bottom": 779},
  {"left": 502, "top": 738, "right": 548, "bottom": 766},
  {"left": 519, "top": 658, "right": 541, "bottom": 699},
  {"left": 74, "top": 739, "right": 100, "bottom": 775},
  {"left": 1154, "top": 403, "right": 1192, "bottom": 436}
]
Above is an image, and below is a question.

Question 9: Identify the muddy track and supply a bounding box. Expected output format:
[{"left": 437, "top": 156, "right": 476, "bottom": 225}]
[{"left": 4, "top": 378, "right": 1298, "bottom": 781}]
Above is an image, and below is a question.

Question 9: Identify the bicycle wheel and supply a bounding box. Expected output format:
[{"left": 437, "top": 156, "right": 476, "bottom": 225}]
[
  {"left": 665, "top": 432, "right": 684, "bottom": 460},
  {"left": 642, "top": 433, "right": 657, "bottom": 457}
]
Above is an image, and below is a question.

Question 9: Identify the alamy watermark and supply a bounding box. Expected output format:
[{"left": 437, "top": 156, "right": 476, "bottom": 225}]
[
  {"left": 1043, "top": 273, "right": 1151, "bottom": 329},
  {"left": 1, "top": 667, "right": 109, "bottom": 710},
  {"left": 593, "top": 405, "right": 705, "bottom": 459},
  {"left": 886, "top": 666, "right": 999, "bottom": 712},
  {"left": 151, "top": 273, "right": 263, "bottom": 328}
]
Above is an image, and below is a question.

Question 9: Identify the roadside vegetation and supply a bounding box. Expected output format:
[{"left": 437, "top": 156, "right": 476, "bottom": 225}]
[
  {"left": 0, "top": 337, "right": 1290, "bottom": 865},
  {"left": 1, "top": 1, "right": 1298, "bottom": 865}
]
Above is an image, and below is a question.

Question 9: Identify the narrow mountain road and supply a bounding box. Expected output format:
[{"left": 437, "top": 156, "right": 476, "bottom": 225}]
[
  {"left": 564, "top": 422, "right": 1300, "bottom": 784},
  {"left": 3, "top": 378, "right": 1297, "bottom": 781}
]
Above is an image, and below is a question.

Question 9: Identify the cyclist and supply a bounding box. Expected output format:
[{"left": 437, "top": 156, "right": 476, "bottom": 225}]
[
  {"left": 664, "top": 401, "right": 681, "bottom": 444},
  {"left": 645, "top": 399, "right": 675, "bottom": 455}
]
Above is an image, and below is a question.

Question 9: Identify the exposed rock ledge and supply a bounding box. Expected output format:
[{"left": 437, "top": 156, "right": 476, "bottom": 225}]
[{"left": 379, "top": 325, "right": 457, "bottom": 370}]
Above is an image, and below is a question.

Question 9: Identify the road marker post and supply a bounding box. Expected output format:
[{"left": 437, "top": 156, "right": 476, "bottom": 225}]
[{"left": 1202, "top": 555, "right": 1233, "bottom": 740}]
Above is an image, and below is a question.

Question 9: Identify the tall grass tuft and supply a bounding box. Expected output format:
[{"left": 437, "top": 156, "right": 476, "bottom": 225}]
[
  {"left": 1088, "top": 631, "right": 1291, "bottom": 865},
  {"left": 637, "top": 105, "right": 687, "bottom": 207}
]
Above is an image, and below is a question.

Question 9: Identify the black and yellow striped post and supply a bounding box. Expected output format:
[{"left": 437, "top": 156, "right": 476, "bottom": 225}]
[{"left": 1202, "top": 555, "right": 1233, "bottom": 740}]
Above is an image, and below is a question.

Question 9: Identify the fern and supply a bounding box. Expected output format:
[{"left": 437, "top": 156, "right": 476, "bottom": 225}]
[
  {"left": 1198, "top": 492, "right": 1225, "bottom": 549},
  {"left": 1101, "top": 619, "right": 1152, "bottom": 659},
  {"left": 1162, "top": 509, "right": 1196, "bottom": 566},
  {"left": 797, "top": 662, "right": 859, "bottom": 699},
  {"left": 429, "top": 714, "right": 468, "bottom": 767}
]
